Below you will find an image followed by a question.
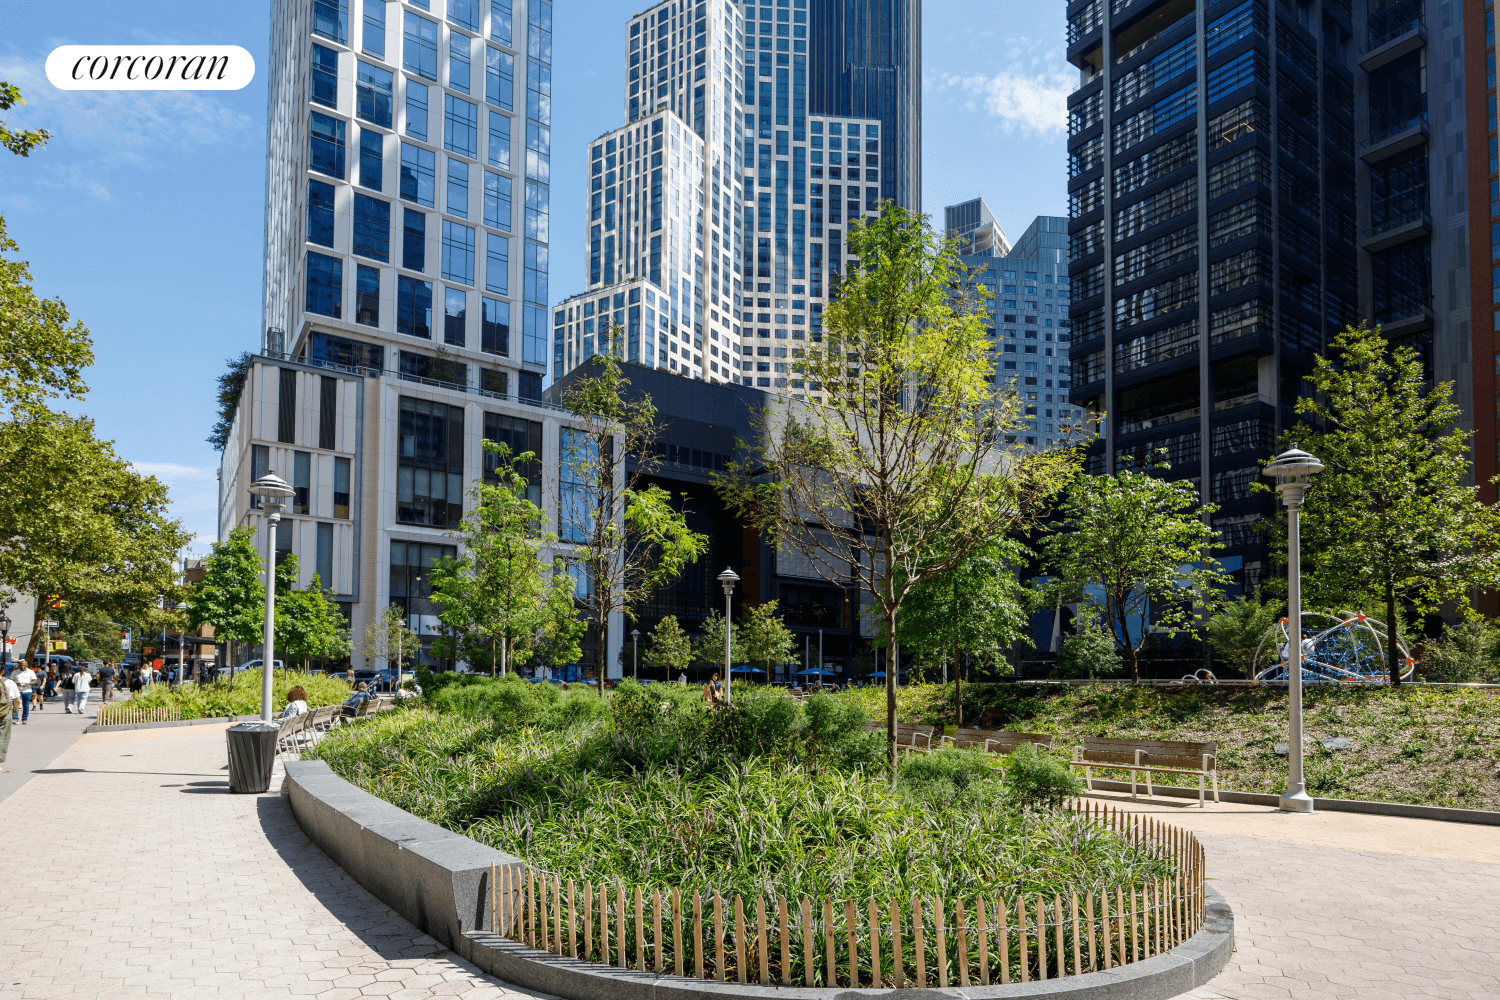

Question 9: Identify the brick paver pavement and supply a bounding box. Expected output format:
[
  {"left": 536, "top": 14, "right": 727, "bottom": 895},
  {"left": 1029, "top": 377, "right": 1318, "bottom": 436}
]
[{"left": 0, "top": 722, "right": 549, "bottom": 1000}]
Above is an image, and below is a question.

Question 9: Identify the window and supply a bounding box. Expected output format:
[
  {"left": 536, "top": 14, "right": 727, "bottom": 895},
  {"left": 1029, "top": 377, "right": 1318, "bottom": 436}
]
[
  {"left": 309, "top": 112, "right": 346, "bottom": 178},
  {"left": 319, "top": 374, "right": 338, "bottom": 449},
  {"left": 399, "top": 142, "right": 435, "bottom": 206},
  {"left": 447, "top": 157, "right": 470, "bottom": 217},
  {"left": 306, "top": 252, "right": 343, "bottom": 318},
  {"left": 523, "top": 240, "right": 546, "bottom": 302},
  {"left": 442, "top": 220, "right": 476, "bottom": 284},
  {"left": 527, "top": 0, "right": 551, "bottom": 63},
  {"left": 486, "top": 47, "right": 514, "bottom": 109},
  {"left": 485, "top": 233, "right": 509, "bottom": 293},
  {"left": 487, "top": 111, "right": 511, "bottom": 170},
  {"left": 397, "top": 275, "right": 433, "bottom": 338},
  {"left": 307, "top": 179, "right": 336, "bottom": 247},
  {"left": 333, "top": 457, "right": 351, "bottom": 518},
  {"left": 449, "top": 0, "right": 479, "bottom": 31},
  {"left": 315, "top": 523, "right": 334, "bottom": 590},
  {"left": 444, "top": 287, "right": 467, "bottom": 345},
  {"left": 526, "top": 60, "right": 550, "bottom": 126},
  {"left": 482, "top": 297, "right": 509, "bottom": 354},
  {"left": 356, "top": 61, "right": 393, "bottom": 126},
  {"left": 389, "top": 540, "right": 457, "bottom": 627},
  {"left": 524, "top": 180, "right": 547, "bottom": 241},
  {"left": 358, "top": 128, "right": 383, "bottom": 190},
  {"left": 405, "top": 79, "right": 429, "bottom": 141},
  {"left": 250, "top": 444, "right": 269, "bottom": 507},
  {"left": 524, "top": 121, "right": 549, "bottom": 183},
  {"left": 313, "top": 0, "right": 348, "bottom": 44},
  {"left": 355, "top": 264, "right": 380, "bottom": 326},
  {"left": 449, "top": 33, "right": 471, "bottom": 94},
  {"left": 311, "top": 44, "right": 338, "bottom": 107},
  {"left": 403, "top": 12, "right": 438, "bottom": 79},
  {"left": 483, "top": 412, "right": 541, "bottom": 502},
  {"left": 397, "top": 397, "right": 464, "bottom": 527},
  {"left": 362, "top": 0, "right": 385, "bottom": 57},
  {"left": 480, "top": 367, "right": 509, "bottom": 396},
  {"left": 275, "top": 520, "right": 293, "bottom": 565},
  {"left": 490, "top": 0, "right": 512, "bottom": 46},
  {"left": 279, "top": 368, "right": 298, "bottom": 443},
  {"left": 484, "top": 171, "right": 511, "bottom": 230},
  {"left": 444, "top": 95, "right": 479, "bottom": 157},
  {"left": 311, "top": 331, "right": 384, "bottom": 369},
  {"left": 352, "top": 194, "right": 390, "bottom": 261},
  {"left": 402, "top": 208, "right": 426, "bottom": 270},
  {"left": 558, "top": 426, "right": 595, "bottom": 543},
  {"left": 293, "top": 450, "right": 311, "bottom": 514},
  {"left": 523, "top": 302, "right": 546, "bottom": 366}
]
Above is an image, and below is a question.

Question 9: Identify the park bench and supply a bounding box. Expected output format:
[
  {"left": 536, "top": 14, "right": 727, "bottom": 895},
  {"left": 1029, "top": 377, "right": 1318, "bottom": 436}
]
[
  {"left": 940, "top": 728, "right": 1054, "bottom": 756},
  {"left": 1070, "top": 737, "right": 1219, "bottom": 807},
  {"left": 275, "top": 712, "right": 308, "bottom": 753},
  {"left": 864, "top": 721, "right": 937, "bottom": 752}
]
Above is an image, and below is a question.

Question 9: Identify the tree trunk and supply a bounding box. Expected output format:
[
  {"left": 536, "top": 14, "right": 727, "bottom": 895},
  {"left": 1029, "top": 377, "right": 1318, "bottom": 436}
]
[
  {"left": 228, "top": 640, "right": 235, "bottom": 691},
  {"left": 1385, "top": 578, "right": 1401, "bottom": 688},
  {"left": 491, "top": 637, "right": 497, "bottom": 677},
  {"left": 885, "top": 609, "right": 898, "bottom": 779}
]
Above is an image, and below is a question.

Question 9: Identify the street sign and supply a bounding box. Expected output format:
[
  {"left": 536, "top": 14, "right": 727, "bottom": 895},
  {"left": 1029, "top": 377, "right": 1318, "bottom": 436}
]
[
  {"left": 120, "top": 639, "right": 130, "bottom": 650},
  {"left": 41, "top": 620, "right": 59, "bottom": 628}
]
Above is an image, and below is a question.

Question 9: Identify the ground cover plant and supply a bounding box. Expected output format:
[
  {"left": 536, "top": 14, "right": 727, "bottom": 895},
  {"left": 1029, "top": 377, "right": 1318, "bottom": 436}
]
[
  {"left": 311, "top": 676, "right": 1172, "bottom": 906},
  {"left": 127, "top": 667, "right": 349, "bottom": 718},
  {"left": 841, "top": 682, "right": 1500, "bottom": 810}
]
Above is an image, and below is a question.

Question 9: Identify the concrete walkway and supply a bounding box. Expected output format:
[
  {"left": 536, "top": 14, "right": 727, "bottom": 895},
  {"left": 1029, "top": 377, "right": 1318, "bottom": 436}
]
[
  {"left": 0, "top": 721, "right": 548, "bottom": 1000},
  {"left": 1096, "top": 792, "right": 1500, "bottom": 1000},
  {"left": 0, "top": 683, "right": 124, "bottom": 803}
]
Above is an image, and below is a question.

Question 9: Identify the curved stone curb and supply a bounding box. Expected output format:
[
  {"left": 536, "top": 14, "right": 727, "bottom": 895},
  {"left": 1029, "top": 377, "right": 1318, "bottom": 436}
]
[{"left": 283, "top": 759, "right": 1234, "bottom": 1000}]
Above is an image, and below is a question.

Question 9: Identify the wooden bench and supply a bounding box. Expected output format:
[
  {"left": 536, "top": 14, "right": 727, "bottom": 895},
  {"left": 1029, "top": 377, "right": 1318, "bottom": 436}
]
[
  {"left": 940, "top": 728, "right": 1054, "bottom": 756},
  {"left": 1070, "top": 737, "right": 1219, "bottom": 806},
  {"left": 864, "top": 721, "right": 937, "bottom": 752}
]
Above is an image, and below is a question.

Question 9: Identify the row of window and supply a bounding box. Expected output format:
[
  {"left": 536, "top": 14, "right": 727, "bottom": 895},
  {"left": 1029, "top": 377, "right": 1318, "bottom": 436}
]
[{"left": 314, "top": 0, "right": 532, "bottom": 71}]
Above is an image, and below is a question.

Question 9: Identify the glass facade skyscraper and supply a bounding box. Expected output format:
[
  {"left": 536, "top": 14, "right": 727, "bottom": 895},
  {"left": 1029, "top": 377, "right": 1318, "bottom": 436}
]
[{"left": 807, "top": 0, "right": 921, "bottom": 212}]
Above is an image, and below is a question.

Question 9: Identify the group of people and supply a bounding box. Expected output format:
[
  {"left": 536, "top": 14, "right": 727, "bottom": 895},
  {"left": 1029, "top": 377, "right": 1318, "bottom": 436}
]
[{"left": 3, "top": 660, "right": 110, "bottom": 725}]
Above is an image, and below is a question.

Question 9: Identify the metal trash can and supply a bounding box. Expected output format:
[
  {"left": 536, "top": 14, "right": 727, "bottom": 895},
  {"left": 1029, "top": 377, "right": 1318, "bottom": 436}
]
[{"left": 226, "top": 721, "right": 280, "bottom": 793}]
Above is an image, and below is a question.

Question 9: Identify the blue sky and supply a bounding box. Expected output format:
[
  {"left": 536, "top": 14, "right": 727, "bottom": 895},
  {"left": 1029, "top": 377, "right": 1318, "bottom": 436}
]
[{"left": 0, "top": 0, "right": 1070, "bottom": 553}]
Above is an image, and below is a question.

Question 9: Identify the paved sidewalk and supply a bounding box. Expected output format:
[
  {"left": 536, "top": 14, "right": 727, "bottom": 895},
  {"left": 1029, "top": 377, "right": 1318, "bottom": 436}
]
[
  {"left": 1096, "top": 792, "right": 1500, "bottom": 1000},
  {"left": 0, "top": 683, "right": 127, "bottom": 803},
  {"left": 0, "top": 722, "right": 549, "bottom": 1000}
]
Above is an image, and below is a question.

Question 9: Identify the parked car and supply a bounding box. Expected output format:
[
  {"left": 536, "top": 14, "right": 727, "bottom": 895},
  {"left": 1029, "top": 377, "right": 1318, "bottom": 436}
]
[{"left": 215, "top": 659, "right": 284, "bottom": 678}]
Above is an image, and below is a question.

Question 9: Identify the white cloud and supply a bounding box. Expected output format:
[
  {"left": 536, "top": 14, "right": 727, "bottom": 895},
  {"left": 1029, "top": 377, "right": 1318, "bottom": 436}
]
[
  {"left": 133, "top": 461, "right": 219, "bottom": 554},
  {"left": 933, "top": 67, "right": 1073, "bottom": 137}
]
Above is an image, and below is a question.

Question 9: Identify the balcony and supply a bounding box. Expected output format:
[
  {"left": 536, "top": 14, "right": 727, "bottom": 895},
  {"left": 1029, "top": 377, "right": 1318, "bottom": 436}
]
[
  {"left": 1359, "top": 113, "right": 1428, "bottom": 163},
  {"left": 1360, "top": 210, "right": 1432, "bottom": 254},
  {"left": 1375, "top": 304, "right": 1433, "bottom": 337},
  {"left": 1119, "top": 405, "right": 1199, "bottom": 436},
  {"left": 1359, "top": 15, "right": 1424, "bottom": 72}
]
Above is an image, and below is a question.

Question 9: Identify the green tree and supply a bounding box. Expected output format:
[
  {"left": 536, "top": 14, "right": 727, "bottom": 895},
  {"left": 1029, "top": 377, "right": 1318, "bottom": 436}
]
[
  {"left": 185, "top": 526, "right": 265, "bottom": 689},
  {"left": 1053, "top": 616, "right": 1120, "bottom": 680},
  {"left": 1283, "top": 323, "right": 1500, "bottom": 686},
  {"left": 893, "top": 537, "right": 1030, "bottom": 724},
  {"left": 719, "top": 205, "right": 1076, "bottom": 769},
  {"left": 736, "top": 600, "right": 796, "bottom": 680},
  {"left": 1037, "top": 459, "right": 1229, "bottom": 683},
  {"left": 274, "top": 556, "right": 350, "bottom": 673},
  {"left": 644, "top": 615, "right": 693, "bottom": 679},
  {"left": 523, "top": 569, "right": 587, "bottom": 673},
  {"left": 364, "top": 604, "right": 419, "bottom": 675},
  {"left": 1202, "top": 591, "right": 1283, "bottom": 678},
  {"left": 560, "top": 354, "right": 709, "bottom": 683},
  {"left": 0, "top": 217, "right": 94, "bottom": 412},
  {"left": 430, "top": 443, "right": 561, "bottom": 674},
  {"left": 0, "top": 409, "right": 190, "bottom": 664},
  {"left": 207, "top": 352, "right": 253, "bottom": 451},
  {"left": 694, "top": 610, "right": 745, "bottom": 675},
  {"left": 0, "top": 83, "right": 49, "bottom": 157}
]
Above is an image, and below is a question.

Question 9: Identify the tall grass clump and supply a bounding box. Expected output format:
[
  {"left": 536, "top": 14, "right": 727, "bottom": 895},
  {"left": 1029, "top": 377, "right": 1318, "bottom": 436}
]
[
  {"left": 313, "top": 679, "right": 1168, "bottom": 905},
  {"left": 127, "top": 668, "right": 350, "bottom": 719}
]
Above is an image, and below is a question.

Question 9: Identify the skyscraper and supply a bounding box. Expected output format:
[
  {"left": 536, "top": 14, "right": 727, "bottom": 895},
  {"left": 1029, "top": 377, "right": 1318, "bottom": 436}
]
[
  {"left": 550, "top": 0, "right": 893, "bottom": 399},
  {"left": 808, "top": 0, "right": 922, "bottom": 212},
  {"left": 221, "top": 0, "right": 578, "bottom": 672},
  {"left": 1063, "top": 0, "right": 1476, "bottom": 594}
]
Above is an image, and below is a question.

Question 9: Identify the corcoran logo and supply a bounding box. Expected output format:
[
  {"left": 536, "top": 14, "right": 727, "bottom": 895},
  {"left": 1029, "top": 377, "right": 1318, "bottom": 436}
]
[{"left": 45, "top": 45, "right": 256, "bottom": 91}]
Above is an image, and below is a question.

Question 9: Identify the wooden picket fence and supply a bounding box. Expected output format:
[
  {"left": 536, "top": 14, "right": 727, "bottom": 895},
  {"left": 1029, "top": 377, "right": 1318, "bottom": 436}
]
[
  {"left": 486, "top": 801, "right": 1204, "bottom": 987},
  {"left": 96, "top": 704, "right": 180, "bottom": 726}
]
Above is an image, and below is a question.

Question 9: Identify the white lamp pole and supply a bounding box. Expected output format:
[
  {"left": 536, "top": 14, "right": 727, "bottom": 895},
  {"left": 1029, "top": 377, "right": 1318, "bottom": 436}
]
[
  {"left": 631, "top": 629, "right": 640, "bottom": 680},
  {"left": 1262, "top": 445, "right": 1324, "bottom": 814},
  {"left": 717, "top": 567, "right": 739, "bottom": 706},
  {"left": 175, "top": 602, "right": 188, "bottom": 686},
  {"left": 250, "top": 473, "right": 296, "bottom": 722}
]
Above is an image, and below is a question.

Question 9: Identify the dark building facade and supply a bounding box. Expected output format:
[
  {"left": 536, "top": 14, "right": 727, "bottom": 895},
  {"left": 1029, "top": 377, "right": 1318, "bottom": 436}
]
[
  {"left": 1065, "top": 0, "right": 1473, "bottom": 595},
  {"left": 807, "top": 0, "right": 922, "bottom": 212}
]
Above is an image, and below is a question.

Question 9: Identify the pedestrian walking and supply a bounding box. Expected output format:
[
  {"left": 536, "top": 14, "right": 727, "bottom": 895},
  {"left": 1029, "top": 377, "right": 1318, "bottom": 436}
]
[
  {"left": 97, "top": 662, "right": 116, "bottom": 702},
  {"left": 0, "top": 675, "right": 12, "bottom": 771},
  {"left": 11, "top": 663, "right": 35, "bottom": 724},
  {"left": 4, "top": 673, "right": 19, "bottom": 728},
  {"left": 72, "top": 666, "right": 91, "bottom": 715}
]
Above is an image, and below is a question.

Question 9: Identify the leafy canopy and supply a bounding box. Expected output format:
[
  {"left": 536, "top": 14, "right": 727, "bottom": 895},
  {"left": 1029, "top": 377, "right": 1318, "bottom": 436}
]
[
  {"left": 0, "top": 216, "right": 94, "bottom": 412},
  {"left": 186, "top": 526, "right": 264, "bottom": 648},
  {"left": 0, "top": 82, "right": 50, "bottom": 157}
]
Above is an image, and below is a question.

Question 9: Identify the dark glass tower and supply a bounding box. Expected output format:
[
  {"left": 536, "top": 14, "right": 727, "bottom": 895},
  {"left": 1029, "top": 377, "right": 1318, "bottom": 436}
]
[
  {"left": 807, "top": 0, "right": 921, "bottom": 211},
  {"left": 1064, "top": 0, "right": 1363, "bottom": 594}
]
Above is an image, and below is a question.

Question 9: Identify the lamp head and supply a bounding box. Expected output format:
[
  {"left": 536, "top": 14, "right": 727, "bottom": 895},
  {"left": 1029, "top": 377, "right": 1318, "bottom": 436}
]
[
  {"left": 0, "top": 613, "right": 11, "bottom": 630},
  {"left": 1262, "top": 444, "right": 1323, "bottom": 506},
  {"left": 717, "top": 566, "right": 740, "bottom": 596},
  {"left": 631, "top": 629, "right": 640, "bottom": 640},
  {"left": 249, "top": 471, "right": 296, "bottom": 507}
]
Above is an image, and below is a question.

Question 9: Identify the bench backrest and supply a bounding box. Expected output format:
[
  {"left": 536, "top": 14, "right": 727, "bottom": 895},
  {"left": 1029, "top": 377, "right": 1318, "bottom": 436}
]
[
  {"left": 1081, "top": 736, "right": 1216, "bottom": 755},
  {"left": 947, "top": 730, "right": 1053, "bottom": 752}
]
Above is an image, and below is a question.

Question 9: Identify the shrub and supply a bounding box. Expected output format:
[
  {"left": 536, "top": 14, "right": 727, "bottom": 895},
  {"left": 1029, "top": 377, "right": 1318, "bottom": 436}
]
[
  {"left": 1421, "top": 619, "right": 1500, "bottom": 683},
  {"left": 1004, "top": 743, "right": 1084, "bottom": 810},
  {"left": 127, "top": 668, "right": 349, "bottom": 719},
  {"left": 898, "top": 747, "right": 1001, "bottom": 805},
  {"left": 1054, "top": 620, "right": 1119, "bottom": 680}
]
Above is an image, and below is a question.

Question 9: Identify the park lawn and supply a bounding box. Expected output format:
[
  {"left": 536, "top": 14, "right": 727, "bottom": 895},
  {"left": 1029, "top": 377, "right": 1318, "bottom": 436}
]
[{"left": 841, "top": 682, "right": 1500, "bottom": 811}]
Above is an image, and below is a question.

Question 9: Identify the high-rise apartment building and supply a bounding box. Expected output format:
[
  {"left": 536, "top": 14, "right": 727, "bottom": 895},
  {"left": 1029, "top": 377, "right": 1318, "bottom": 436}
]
[
  {"left": 221, "top": 0, "right": 588, "bottom": 672},
  {"left": 1467, "top": 2, "right": 1498, "bottom": 516},
  {"left": 1064, "top": 0, "right": 1474, "bottom": 593},
  {"left": 552, "top": 0, "right": 917, "bottom": 398},
  {"left": 945, "top": 197, "right": 1010, "bottom": 257}
]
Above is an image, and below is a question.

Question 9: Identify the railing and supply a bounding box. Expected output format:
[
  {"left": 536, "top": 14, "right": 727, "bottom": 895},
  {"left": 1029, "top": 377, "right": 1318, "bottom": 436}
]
[
  {"left": 1362, "top": 209, "right": 1428, "bottom": 240},
  {"left": 96, "top": 704, "right": 180, "bottom": 727},
  {"left": 486, "top": 802, "right": 1206, "bottom": 988},
  {"left": 1213, "top": 391, "right": 1260, "bottom": 411},
  {"left": 1360, "top": 112, "right": 1427, "bottom": 151},
  {"left": 1119, "top": 406, "right": 1199, "bottom": 435},
  {"left": 1362, "top": 13, "right": 1422, "bottom": 55}
]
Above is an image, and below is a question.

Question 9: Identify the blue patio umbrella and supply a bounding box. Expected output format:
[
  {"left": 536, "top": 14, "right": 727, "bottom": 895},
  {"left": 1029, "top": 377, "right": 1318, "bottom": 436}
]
[
  {"left": 795, "top": 667, "right": 837, "bottom": 677},
  {"left": 730, "top": 665, "right": 766, "bottom": 675}
]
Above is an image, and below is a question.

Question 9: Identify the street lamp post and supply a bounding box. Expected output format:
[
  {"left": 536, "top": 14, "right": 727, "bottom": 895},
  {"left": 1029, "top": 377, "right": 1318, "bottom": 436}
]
[
  {"left": 0, "top": 612, "right": 10, "bottom": 669},
  {"left": 175, "top": 602, "right": 189, "bottom": 687},
  {"left": 1262, "top": 444, "right": 1324, "bottom": 815},
  {"left": 717, "top": 568, "right": 739, "bottom": 706},
  {"left": 250, "top": 472, "right": 296, "bottom": 722},
  {"left": 631, "top": 629, "right": 640, "bottom": 681}
]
